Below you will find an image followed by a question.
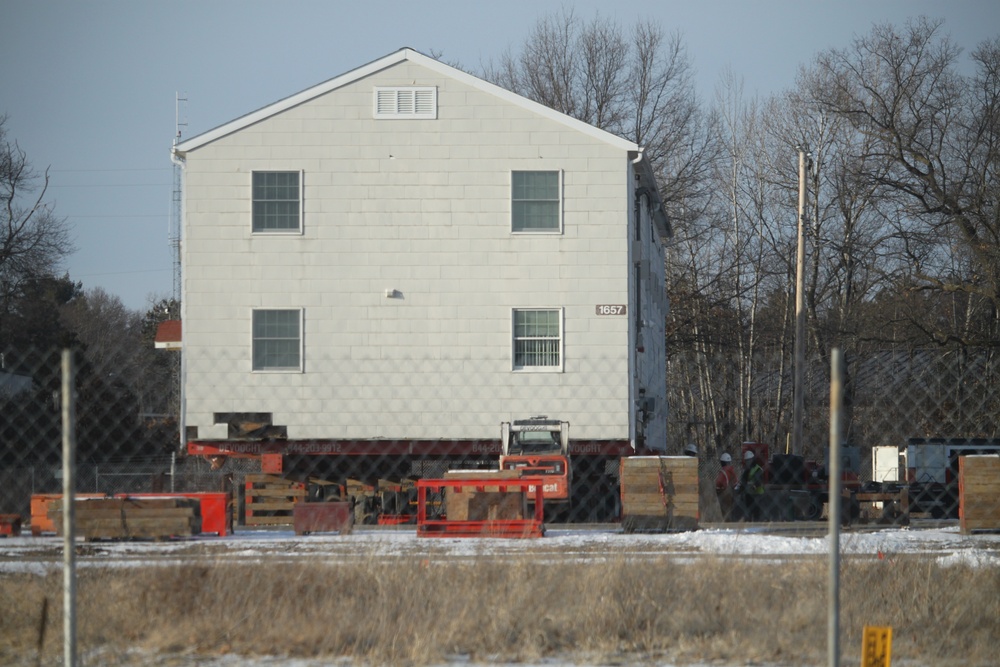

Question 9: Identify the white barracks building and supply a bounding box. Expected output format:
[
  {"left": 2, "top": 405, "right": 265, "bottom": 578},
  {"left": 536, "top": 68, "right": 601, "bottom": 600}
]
[{"left": 172, "top": 48, "right": 670, "bottom": 452}]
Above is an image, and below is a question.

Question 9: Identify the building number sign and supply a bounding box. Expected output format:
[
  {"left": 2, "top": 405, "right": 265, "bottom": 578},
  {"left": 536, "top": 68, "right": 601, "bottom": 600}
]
[{"left": 596, "top": 305, "right": 626, "bottom": 316}]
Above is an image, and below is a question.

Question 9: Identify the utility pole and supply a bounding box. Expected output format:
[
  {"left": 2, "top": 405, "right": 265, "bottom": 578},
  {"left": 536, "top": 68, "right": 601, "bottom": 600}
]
[
  {"left": 170, "top": 93, "right": 187, "bottom": 455},
  {"left": 792, "top": 146, "right": 809, "bottom": 456},
  {"left": 170, "top": 93, "right": 187, "bottom": 308}
]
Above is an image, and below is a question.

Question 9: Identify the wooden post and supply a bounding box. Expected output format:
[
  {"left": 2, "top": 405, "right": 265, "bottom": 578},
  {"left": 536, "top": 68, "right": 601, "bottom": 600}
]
[{"left": 793, "top": 146, "right": 808, "bottom": 457}]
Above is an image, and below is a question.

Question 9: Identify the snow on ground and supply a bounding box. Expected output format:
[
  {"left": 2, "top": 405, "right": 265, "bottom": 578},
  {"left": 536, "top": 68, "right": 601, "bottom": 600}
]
[{"left": 2, "top": 523, "right": 999, "bottom": 574}]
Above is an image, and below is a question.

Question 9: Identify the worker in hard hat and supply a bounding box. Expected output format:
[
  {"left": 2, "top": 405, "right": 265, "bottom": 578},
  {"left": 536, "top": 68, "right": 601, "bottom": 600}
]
[
  {"left": 715, "top": 452, "right": 739, "bottom": 521},
  {"left": 683, "top": 442, "right": 698, "bottom": 457},
  {"left": 735, "top": 450, "right": 766, "bottom": 521}
]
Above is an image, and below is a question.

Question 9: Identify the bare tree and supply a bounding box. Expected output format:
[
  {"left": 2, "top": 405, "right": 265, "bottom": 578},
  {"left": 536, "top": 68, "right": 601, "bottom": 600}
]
[
  {"left": 807, "top": 18, "right": 1000, "bottom": 346},
  {"left": 0, "top": 116, "right": 74, "bottom": 317},
  {"left": 484, "top": 9, "right": 587, "bottom": 120},
  {"left": 626, "top": 19, "right": 718, "bottom": 224},
  {"left": 482, "top": 11, "right": 718, "bottom": 226}
]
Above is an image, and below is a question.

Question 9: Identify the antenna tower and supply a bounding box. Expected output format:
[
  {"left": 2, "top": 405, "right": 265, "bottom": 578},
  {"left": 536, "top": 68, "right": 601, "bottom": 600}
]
[{"left": 170, "top": 93, "right": 188, "bottom": 312}]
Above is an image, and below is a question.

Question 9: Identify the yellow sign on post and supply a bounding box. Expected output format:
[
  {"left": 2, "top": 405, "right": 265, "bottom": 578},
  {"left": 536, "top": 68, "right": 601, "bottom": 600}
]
[{"left": 862, "top": 625, "right": 892, "bottom": 667}]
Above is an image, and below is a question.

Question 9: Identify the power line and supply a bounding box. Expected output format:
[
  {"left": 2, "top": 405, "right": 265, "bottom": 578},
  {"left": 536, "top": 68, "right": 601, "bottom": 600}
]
[
  {"left": 50, "top": 168, "right": 170, "bottom": 173},
  {"left": 69, "top": 267, "right": 171, "bottom": 278},
  {"left": 48, "top": 183, "right": 169, "bottom": 188},
  {"left": 69, "top": 214, "right": 164, "bottom": 219}
]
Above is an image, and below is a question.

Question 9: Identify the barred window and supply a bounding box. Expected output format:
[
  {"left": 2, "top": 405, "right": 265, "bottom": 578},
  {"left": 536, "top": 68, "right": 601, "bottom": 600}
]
[
  {"left": 512, "top": 170, "right": 561, "bottom": 232},
  {"left": 252, "top": 171, "right": 301, "bottom": 232},
  {"left": 252, "top": 309, "right": 302, "bottom": 371},
  {"left": 513, "top": 308, "right": 562, "bottom": 370}
]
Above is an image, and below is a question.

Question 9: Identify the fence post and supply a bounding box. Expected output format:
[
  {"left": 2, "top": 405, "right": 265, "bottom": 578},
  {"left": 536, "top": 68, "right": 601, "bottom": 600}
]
[
  {"left": 61, "top": 349, "right": 77, "bottom": 667},
  {"left": 828, "top": 347, "right": 843, "bottom": 667}
]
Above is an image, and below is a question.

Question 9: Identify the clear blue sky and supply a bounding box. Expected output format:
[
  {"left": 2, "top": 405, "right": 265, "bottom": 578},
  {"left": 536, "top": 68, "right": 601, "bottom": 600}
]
[{"left": 2, "top": 1, "right": 997, "bottom": 312}]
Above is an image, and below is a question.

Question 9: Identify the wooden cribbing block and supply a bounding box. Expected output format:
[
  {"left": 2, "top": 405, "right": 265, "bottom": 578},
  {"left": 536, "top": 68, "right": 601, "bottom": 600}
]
[
  {"left": 960, "top": 455, "right": 1000, "bottom": 534},
  {"left": 48, "top": 497, "right": 201, "bottom": 540},
  {"left": 244, "top": 474, "right": 306, "bottom": 526},
  {"left": 443, "top": 470, "right": 525, "bottom": 521},
  {"left": 30, "top": 494, "right": 105, "bottom": 535},
  {"left": 620, "top": 456, "right": 699, "bottom": 532}
]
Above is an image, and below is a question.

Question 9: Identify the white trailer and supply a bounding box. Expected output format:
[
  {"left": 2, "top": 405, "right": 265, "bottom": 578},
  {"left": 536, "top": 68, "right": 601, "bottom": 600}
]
[
  {"left": 905, "top": 438, "right": 1000, "bottom": 484},
  {"left": 902, "top": 438, "right": 1000, "bottom": 518}
]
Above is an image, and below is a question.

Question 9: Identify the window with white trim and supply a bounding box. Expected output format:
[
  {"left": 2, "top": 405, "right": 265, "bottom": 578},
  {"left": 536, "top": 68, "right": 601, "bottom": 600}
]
[
  {"left": 511, "top": 170, "right": 561, "bottom": 232},
  {"left": 512, "top": 308, "right": 563, "bottom": 370},
  {"left": 374, "top": 86, "right": 437, "bottom": 119},
  {"left": 252, "top": 171, "right": 302, "bottom": 232},
  {"left": 252, "top": 309, "right": 302, "bottom": 371}
]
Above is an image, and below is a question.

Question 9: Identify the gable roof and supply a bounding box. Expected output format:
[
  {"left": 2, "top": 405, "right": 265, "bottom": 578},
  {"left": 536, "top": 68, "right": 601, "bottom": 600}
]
[
  {"left": 154, "top": 319, "right": 182, "bottom": 350},
  {"left": 173, "top": 47, "right": 639, "bottom": 157}
]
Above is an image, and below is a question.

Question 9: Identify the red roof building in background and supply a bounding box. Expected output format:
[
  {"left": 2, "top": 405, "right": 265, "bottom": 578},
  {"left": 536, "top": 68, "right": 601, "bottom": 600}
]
[{"left": 154, "top": 320, "right": 182, "bottom": 350}]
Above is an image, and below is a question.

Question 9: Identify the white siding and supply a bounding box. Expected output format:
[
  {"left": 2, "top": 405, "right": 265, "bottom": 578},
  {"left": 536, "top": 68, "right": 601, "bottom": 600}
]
[{"left": 181, "top": 58, "right": 660, "bottom": 443}]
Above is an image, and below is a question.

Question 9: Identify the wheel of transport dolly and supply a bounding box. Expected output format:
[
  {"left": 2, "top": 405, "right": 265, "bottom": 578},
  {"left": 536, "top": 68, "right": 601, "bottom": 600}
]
[
  {"left": 544, "top": 504, "right": 571, "bottom": 523},
  {"left": 848, "top": 496, "right": 861, "bottom": 522},
  {"left": 802, "top": 497, "right": 823, "bottom": 521},
  {"left": 605, "top": 484, "right": 621, "bottom": 522}
]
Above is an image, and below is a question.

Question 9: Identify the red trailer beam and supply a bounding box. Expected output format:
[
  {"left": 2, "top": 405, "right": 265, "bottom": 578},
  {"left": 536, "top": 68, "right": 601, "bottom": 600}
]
[
  {"left": 188, "top": 438, "right": 638, "bottom": 458},
  {"left": 415, "top": 477, "right": 546, "bottom": 538}
]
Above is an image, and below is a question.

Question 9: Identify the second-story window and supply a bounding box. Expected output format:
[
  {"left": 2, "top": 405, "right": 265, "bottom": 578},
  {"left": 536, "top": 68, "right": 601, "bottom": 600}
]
[
  {"left": 511, "top": 170, "right": 561, "bottom": 233},
  {"left": 252, "top": 171, "right": 301, "bottom": 233}
]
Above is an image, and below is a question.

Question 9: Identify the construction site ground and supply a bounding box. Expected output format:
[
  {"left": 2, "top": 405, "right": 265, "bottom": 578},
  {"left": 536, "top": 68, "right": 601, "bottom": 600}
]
[{"left": 3, "top": 519, "right": 998, "bottom": 572}]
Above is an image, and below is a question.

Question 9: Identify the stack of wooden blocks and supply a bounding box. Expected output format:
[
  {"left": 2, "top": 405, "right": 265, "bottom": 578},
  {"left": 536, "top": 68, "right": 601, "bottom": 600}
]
[
  {"left": 959, "top": 455, "right": 1000, "bottom": 534},
  {"left": 48, "top": 497, "right": 202, "bottom": 540},
  {"left": 443, "top": 470, "right": 527, "bottom": 521},
  {"left": 620, "top": 456, "right": 699, "bottom": 532},
  {"left": 243, "top": 474, "right": 306, "bottom": 526}
]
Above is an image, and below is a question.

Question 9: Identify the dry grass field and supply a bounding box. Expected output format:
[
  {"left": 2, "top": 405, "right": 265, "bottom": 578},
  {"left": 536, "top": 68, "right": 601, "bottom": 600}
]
[{"left": 1, "top": 547, "right": 997, "bottom": 666}]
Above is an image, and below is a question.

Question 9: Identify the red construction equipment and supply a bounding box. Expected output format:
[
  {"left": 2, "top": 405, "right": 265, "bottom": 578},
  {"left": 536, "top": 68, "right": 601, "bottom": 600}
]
[
  {"left": 0, "top": 514, "right": 22, "bottom": 537},
  {"left": 30, "top": 492, "right": 232, "bottom": 536},
  {"left": 293, "top": 501, "right": 353, "bottom": 535},
  {"left": 122, "top": 493, "right": 232, "bottom": 536},
  {"left": 187, "top": 415, "right": 644, "bottom": 525},
  {"left": 499, "top": 418, "right": 571, "bottom": 512},
  {"left": 416, "top": 477, "right": 545, "bottom": 538}
]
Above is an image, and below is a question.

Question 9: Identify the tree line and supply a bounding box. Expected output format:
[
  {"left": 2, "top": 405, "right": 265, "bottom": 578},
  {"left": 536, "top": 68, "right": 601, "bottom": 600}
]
[
  {"left": 0, "top": 115, "right": 179, "bottom": 464},
  {"left": 484, "top": 11, "right": 1000, "bottom": 458}
]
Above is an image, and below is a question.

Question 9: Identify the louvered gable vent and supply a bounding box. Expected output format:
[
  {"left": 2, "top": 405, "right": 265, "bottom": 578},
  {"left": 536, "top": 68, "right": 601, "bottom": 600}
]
[{"left": 374, "top": 86, "right": 437, "bottom": 119}]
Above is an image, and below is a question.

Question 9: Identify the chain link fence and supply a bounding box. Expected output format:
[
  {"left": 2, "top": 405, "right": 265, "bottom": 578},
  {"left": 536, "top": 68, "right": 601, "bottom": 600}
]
[
  {"left": 2, "top": 344, "right": 997, "bottom": 530},
  {"left": 2, "top": 344, "right": 999, "bottom": 666}
]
